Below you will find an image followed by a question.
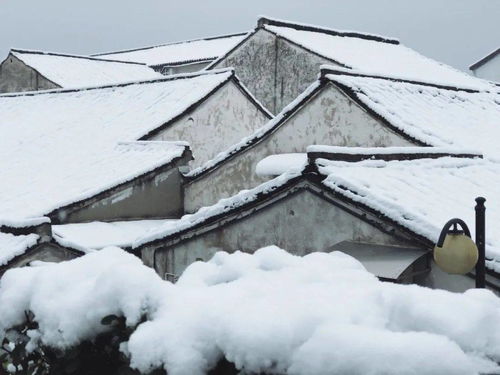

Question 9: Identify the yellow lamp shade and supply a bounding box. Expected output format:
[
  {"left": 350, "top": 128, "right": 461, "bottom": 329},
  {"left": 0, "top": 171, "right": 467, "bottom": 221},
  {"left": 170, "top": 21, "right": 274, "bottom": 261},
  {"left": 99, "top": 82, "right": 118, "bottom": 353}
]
[{"left": 433, "top": 233, "right": 479, "bottom": 275}]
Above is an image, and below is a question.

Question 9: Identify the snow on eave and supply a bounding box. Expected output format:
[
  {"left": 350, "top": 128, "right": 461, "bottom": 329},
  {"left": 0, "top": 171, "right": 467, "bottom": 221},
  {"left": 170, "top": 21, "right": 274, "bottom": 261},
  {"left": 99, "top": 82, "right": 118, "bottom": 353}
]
[
  {"left": 10, "top": 48, "right": 152, "bottom": 66},
  {"left": 321, "top": 65, "right": 489, "bottom": 93},
  {"left": 0, "top": 232, "right": 40, "bottom": 267},
  {"left": 256, "top": 16, "right": 399, "bottom": 44},
  {"left": 92, "top": 32, "right": 249, "bottom": 59},
  {"left": 133, "top": 170, "right": 304, "bottom": 248},
  {"left": 0, "top": 67, "right": 235, "bottom": 99},
  {"left": 43, "top": 143, "right": 191, "bottom": 219},
  {"left": 469, "top": 47, "right": 500, "bottom": 71},
  {"left": 184, "top": 79, "right": 324, "bottom": 180},
  {"left": 0, "top": 217, "right": 50, "bottom": 229}
]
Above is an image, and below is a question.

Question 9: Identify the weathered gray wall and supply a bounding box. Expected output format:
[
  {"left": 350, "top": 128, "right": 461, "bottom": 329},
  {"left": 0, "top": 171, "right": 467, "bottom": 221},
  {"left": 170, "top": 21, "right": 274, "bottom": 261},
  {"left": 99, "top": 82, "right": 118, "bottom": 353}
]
[
  {"left": 143, "top": 187, "right": 411, "bottom": 277},
  {"left": 0, "top": 54, "right": 58, "bottom": 93},
  {"left": 0, "top": 243, "right": 79, "bottom": 277},
  {"left": 213, "top": 29, "right": 338, "bottom": 114},
  {"left": 185, "top": 84, "right": 415, "bottom": 212},
  {"left": 150, "top": 80, "right": 270, "bottom": 168},
  {"left": 275, "top": 37, "right": 334, "bottom": 112},
  {"left": 213, "top": 29, "right": 278, "bottom": 113},
  {"left": 54, "top": 166, "right": 185, "bottom": 224}
]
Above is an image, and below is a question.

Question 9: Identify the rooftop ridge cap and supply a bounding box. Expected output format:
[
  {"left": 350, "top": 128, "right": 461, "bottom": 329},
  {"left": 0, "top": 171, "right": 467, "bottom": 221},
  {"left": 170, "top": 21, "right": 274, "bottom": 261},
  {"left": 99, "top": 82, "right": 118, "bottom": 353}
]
[
  {"left": 308, "top": 148, "right": 483, "bottom": 163},
  {"left": 320, "top": 66, "right": 484, "bottom": 93},
  {"left": 0, "top": 67, "right": 234, "bottom": 99},
  {"left": 10, "top": 48, "right": 151, "bottom": 66},
  {"left": 257, "top": 16, "right": 399, "bottom": 45},
  {"left": 469, "top": 47, "right": 500, "bottom": 70},
  {"left": 91, "top": 31, "right": 249, "bottom": 57}
]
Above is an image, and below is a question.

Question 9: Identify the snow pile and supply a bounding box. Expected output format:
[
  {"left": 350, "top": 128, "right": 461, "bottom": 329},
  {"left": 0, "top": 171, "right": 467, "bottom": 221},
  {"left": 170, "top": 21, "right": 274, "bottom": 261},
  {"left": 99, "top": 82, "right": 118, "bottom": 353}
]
[
  {"left": 325, "top": 71, "right": 500, "bottom": 158},
  {"left": 0, "top": 232, "right": 39, "bottom": 266},
  {"left": 255, "top": 153, "right": 308, "bottom": 176},
  {"left": 318, "top": 157, "right": 500, "bottom": 270},
  {"left": 307, "top": 145, "right": 482, "bottom": 156},
  {"left": 265, "top": 24, "right": 493, "bottom": 90},
  {"left": 1, "top": 247, "right": 499, "bottom": 375},
  {"left": 94, "top": 33, "right": 247, "bottom": 67},
  {"left": 11, "top": 49, "right": 162, "bottom": 88}
]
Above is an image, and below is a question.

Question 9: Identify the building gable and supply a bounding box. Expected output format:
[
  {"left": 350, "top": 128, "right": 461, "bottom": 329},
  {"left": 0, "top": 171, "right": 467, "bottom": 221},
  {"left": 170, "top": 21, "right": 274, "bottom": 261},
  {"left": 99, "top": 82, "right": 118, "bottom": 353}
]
[{"left": 184, "top": 81, "right": 415, "bottom": 212}]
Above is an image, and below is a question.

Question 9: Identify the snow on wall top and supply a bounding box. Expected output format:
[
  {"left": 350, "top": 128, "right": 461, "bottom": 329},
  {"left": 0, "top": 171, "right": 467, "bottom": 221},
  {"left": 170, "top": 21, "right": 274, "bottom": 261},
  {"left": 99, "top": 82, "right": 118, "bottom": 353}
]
[
  {"left": 53, "top": 219, "right": 177, "bottom": 250},
  {"left": 325, "top": 71, "right": 500, "bottom": 158},
  {"left": 0, "top": 70, "right": 234, "bottom": 219},
  {"left": 93, "top": 33, "right": 248, "bottom": 67},
  {"left": 10, "top": 49, "right": 163, "bottom": 88},
  {"left": 134, "top": 171, "right": 302, "bottom": 247},
  {"left": 318, "top": 157, "right": 500, "bottom": 271},
  {"left": 263, "top": 23, "right": 492, "bottom": 90},
  {"left": 0, "top": 232, "right": 39, "bottom": 266}
]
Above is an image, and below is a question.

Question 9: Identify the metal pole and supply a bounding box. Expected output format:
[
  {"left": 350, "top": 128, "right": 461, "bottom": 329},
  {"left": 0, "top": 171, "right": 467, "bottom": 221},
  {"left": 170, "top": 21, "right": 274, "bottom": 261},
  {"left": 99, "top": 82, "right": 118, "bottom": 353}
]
[{"left": 475, "top": 197, "right": 486, "bottom": 288}]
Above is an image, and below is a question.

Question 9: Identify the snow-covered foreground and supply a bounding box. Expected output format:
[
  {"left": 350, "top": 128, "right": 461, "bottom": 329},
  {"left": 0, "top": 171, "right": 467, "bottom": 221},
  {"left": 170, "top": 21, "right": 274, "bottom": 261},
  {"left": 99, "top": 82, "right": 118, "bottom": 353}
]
[{"left": 1, "top": 247, "right": 499, "bottom": 375}]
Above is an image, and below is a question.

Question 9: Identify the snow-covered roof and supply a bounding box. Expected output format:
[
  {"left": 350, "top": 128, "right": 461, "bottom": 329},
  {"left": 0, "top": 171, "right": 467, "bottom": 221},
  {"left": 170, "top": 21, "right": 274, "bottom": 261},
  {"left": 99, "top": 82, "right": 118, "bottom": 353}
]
[
  {"left": 9, "top": 49, "right": 163, "bottom": 88},
  {"left": 53, "top": 219, "right": 177, "bottom": 250},
  {"left": 0, "top": 70, "right": 235, "bottom": 220},
  {"left": 323, "top": 69, "right": 500, "bottom": 158},
  {"left": 0, "top": 232, "right": 39, "bottom": 266},
  {"left": 255, "top": 17, "right": 492, "bottom": 90},
  {"left": 256, "top": 147, "right": 482, "bottom": 176},
  {"left": 318, "top": 156, "right": 500, "bottom": 271},
  {"left": 142, "top": 147, "right": 500, "bottom": 273},
  {"left": 93, "top": 33, "right": 248, "bottom": 68}
]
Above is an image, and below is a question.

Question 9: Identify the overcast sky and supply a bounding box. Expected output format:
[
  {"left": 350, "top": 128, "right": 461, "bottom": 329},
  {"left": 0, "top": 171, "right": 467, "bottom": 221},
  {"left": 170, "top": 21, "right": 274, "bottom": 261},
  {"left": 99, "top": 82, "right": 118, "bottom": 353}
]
[{"left": 0, "top": 0, "right": 498, "bottom": 72}]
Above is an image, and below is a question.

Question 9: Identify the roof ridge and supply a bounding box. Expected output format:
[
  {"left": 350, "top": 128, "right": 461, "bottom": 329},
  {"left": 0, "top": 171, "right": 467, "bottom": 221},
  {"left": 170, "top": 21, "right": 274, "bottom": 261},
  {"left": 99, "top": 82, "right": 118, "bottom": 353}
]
[
  {"left": 320, "top": 66, "right": 485, "bottom": 93},
  {"left": 469, "top": 47, "right": 500, "bottom": 71},
  {"left": 10, "top": 48, "right": 151, "bottom": 66},
  {"left": 0, "top": 68, "right": 234, "bottom": 98},
  {"left": 91, "top": 32, "right": 248, "bottom": 57},
  {"left": 257, "top": 16, "right": 399, "bottom": 45}
]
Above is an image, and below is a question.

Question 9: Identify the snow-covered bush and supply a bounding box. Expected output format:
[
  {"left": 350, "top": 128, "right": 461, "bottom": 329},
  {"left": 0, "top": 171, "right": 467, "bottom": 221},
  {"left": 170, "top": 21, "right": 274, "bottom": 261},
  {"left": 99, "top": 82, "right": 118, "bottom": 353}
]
[{"left": 1, "top": 246, "right": 499, "bottom": 375}]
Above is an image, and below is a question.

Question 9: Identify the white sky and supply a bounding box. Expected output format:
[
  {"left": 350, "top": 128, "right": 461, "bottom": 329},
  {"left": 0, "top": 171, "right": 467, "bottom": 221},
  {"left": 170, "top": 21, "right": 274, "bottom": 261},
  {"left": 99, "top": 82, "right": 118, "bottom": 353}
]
[{"left": 0, "top": 0, "right": 498, "bottom": 72}]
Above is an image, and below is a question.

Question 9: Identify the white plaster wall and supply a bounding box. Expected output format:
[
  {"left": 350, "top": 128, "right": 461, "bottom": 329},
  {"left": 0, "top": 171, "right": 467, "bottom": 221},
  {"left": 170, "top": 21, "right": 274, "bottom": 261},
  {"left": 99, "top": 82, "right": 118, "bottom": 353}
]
[
  {"left": 185, "top": 83, "right": 416, "bottom": 212},
  {"left": 151, "top": 80, "right": 269, "bottom": 168},
  {"left": 472, "top": 54, "right": 500, "bottom": 82}
]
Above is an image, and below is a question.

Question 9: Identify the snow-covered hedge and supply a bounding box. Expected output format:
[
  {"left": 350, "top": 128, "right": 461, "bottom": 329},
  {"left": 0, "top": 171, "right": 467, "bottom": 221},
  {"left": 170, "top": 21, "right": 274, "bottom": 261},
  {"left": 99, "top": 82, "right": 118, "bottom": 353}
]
[{"left": 1, "top": 247, "right": 499, "bottom": 375}]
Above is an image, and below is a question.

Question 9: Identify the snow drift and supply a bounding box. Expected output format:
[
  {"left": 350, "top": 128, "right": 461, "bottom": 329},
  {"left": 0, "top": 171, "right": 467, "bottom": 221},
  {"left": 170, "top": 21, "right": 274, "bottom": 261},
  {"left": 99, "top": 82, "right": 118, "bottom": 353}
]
[{"left": 0, "top": 247, "right": 499, "bottom": 375}]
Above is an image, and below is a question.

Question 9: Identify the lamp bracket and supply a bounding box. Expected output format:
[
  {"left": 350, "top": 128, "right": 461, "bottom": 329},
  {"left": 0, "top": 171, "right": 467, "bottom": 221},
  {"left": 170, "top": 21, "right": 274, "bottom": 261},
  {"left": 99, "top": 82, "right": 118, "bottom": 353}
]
[{"left": 436, "top": 218, "right": 472, "bottom": 247}]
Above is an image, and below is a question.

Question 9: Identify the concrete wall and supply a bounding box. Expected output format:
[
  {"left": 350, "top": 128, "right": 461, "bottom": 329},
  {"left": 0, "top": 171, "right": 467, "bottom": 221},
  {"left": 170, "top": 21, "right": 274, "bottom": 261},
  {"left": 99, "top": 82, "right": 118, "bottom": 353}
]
[
  {"left": 214, "top": 29, "right": 278, "bottom": 113},
  {"left": 185, "top": 84, "right": 415, "bottom": 212},
  {"left": 0, "top": 54, "right": 58, "bottom": 93},
  {"left": 150, "top": 80, "right": 270, "bottom": 168},
  {"left": 53, "top": 162, "right": 187, "bottom": 224},
  {"left": 472, "top": 54, "right": 500, "bottom": 82},
  {"left": 143, "top": 187, "right": 411, "bottom": 277}
]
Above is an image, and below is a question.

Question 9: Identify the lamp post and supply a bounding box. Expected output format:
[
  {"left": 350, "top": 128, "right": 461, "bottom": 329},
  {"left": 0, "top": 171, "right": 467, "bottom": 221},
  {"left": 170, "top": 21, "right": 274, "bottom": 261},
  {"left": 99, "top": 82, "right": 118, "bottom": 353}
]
[{"left": 433, "top": 197, "right": 486, "bottom": 288}]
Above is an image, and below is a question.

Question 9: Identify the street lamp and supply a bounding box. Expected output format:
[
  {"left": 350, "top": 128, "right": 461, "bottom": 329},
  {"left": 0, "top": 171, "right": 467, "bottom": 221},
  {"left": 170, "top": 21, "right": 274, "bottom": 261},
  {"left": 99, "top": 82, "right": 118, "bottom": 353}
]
[{"left": 433, "top": 197, "right": 486, "bottom": 288}]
